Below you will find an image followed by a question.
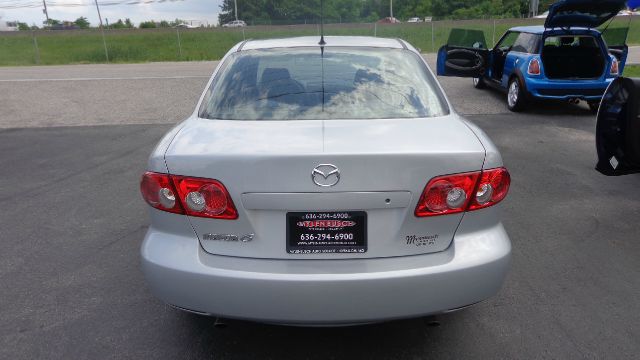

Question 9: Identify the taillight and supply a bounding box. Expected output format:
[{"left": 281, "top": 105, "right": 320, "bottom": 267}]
[
  {"left": 171, "top": 175, "right": 238, "bottom": 219},
  {"left": 140, "top": 172, "right": 184, "bottom": 214},
  {"left": 415, "top": 167, "right": 510, "bottom": 217},
  {"left": 528, "top": 58, "right": 541, "bottom": 75},
  {"left": 415, "top": 172, "right": 481, "bottom": 217},
  {"left": 610, "top": 58, "right": 619, "bottom": 75},
  {"left": 140, "top": 172, "right": 238, "bottom": 219},
  {"left": 468, "top": 167, "right": 511, "bottom": 210}
]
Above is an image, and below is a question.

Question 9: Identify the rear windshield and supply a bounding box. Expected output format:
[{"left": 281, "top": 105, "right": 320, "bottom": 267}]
[
  {"left": 198, "top": 47, "right": 449, "bottom": 120},
  {"left": 544, "top": 35, "right": 599, "bottom": 49}
]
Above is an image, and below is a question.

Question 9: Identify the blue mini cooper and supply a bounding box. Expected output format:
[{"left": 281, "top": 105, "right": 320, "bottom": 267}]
[{"left": 437, "top": 0, "right": 629, "bottom": 112}]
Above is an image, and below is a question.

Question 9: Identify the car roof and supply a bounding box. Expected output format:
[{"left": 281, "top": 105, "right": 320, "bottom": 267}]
[
  {"left": 240, "top": 36, "right": 406, "bottom": 51},
  {"left": 508, "top": 25, "right": 596, "bottom": 34}
]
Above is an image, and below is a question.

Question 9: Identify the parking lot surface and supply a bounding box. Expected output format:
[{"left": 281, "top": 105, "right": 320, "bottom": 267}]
[{"left": 1, "top": 60, "right": 639, "bottom": 359}]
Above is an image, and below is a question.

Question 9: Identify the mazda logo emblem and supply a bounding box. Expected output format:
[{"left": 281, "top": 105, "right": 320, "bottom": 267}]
[{"left": 311, "top": 164, "right": 340, "bottom": 187}]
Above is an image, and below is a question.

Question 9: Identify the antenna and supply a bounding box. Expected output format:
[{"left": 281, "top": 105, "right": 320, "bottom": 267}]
[{"left": 319, "top": 0, "right": 325, "bottom": 45}]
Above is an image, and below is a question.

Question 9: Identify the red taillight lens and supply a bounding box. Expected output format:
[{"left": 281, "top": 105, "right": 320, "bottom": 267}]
[
  {"left": 468, "top": 167, "right": 511, "bottom": 211},
  {"left": 140, "top": 172, "right": 184, "bottom": 214},
  {"left": 610, "top": 59, "right": 619, "bottom": 75},
  {"left": 528, "top": 58, "right": 541, "bottom": 75},
  {"left": 171, "top": 175, "right": 238, "bottom": 219},
  {"left": 140, "top": 172, "right": 237, "bottom": 219},
  {"left": 415, "top": 172, "right": 481, "bottom": 217},
  {"left": 415, "top": 167, "right": 510, "bottom": 217}
]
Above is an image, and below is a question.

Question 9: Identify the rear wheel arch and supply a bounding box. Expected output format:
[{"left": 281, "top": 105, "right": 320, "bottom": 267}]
[{"left": 510, "top": 70, "right": 528, "bottom": 92}]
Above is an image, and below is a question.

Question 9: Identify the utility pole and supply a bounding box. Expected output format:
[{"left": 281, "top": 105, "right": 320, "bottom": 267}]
[
  {"left": 234, "top": 0, "right": 238, "bottom": 21},
  {"left": 42, "top": 0, "right": 49, "bottom": 26},
  {"left": 529, "top": 0, "right": 539, "bottom": 17},
  {"left": 390, "top": 0, "right": 393, "bottom": 19},
  {"left": 94, "top": 0, "right": 109, "bottom": 62}
]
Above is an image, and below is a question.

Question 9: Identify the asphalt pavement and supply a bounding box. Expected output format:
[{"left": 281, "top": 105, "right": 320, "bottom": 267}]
[{"left": 1, "top": 60, "right": 639, "bottom": 359}]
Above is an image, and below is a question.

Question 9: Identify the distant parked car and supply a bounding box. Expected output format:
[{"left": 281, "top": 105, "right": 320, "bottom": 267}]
[
  {"left": 175, "top": 23, "right": 197, "bottom": 29},
  {"left": 377, "top": 17, "right": 400, "bottom": 23},
  {"left": 222, "top": 20, "right": 246, "bottom": 28},
  {"left": 407, "top": 17, "right": 422, "bottom": 23},
  {"left": 437, "top": 0, "right": 628, "bottom": 112},
  {"left": 50, "top": 23, "right": 80, "bottom": 30}
]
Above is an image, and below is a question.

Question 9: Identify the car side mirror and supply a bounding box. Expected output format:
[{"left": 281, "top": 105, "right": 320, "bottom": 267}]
[{"left": 595, "top": 77, "right": 640, "bottom": 175}]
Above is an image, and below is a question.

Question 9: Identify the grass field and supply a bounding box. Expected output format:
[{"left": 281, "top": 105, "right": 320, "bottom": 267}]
[
  {"left": 1, "top": 16, "right": 639, "bottom": 66},
  {"left": 625, "top": 64, "right": 640, "bottom": 77}
]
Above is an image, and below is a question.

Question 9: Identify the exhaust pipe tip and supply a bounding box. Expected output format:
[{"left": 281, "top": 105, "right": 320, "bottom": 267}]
[
  {"left": 568, "top": 98, "right": 582, "bottom": 105},
  {"left": 213, "top": 317, "right": 228, "bottom": 329}
]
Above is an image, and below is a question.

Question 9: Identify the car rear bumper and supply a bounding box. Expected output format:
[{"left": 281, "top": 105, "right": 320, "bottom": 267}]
[
  {"left": 140, "top": 211, "right": 511, "bottom": 325},
  {"left": 525, "top": 76, "right": 613, "bottom": 101}
]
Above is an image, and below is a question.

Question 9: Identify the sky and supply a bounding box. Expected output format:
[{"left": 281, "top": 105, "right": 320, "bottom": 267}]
[{"left": 0, "top": 0, "right": 223, "bottom": 27}]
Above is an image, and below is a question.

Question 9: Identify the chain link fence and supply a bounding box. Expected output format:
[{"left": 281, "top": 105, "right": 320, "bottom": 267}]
[{"left": 0, "top": 16, "right": 638, "bottom": 66}]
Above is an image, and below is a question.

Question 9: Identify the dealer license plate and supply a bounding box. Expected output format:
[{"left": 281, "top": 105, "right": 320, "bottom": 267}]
[{"left": 286, "top": 211, "right": 367, "bottom": 254}]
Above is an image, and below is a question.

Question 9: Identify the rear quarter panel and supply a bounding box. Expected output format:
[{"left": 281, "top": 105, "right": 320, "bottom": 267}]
[{"left": 503, "top": 52, "right": 535, "bottom": 88}]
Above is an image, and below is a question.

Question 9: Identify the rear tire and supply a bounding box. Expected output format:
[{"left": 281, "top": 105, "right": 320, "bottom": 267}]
[
  {"left": 473, "top": 77, "right": 486, "bottom": 89},
  {"left": 588, "top": 101, "right": 600, "bottom": 114},
  {"left": 507, "top": 77, "right": 527, "bottom": 112}
]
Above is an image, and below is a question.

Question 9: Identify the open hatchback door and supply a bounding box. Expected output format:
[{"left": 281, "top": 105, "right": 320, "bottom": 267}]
[
  {"left": 596, "top": 77, "right": 640, "bottom": 176},
  {"left": 602, "top": 26, "right": 629, "bottom": 74},
  {"left": 545, "top": 0, "right": 629, "bottom": 72},
  {"left": 544, "top": 0, "right": 627, "bottom": 29},
  {"left": 437, "top": 29, "right": 490, "bottom": 77}
]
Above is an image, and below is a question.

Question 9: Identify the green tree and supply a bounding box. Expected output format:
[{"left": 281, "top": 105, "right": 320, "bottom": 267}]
[
  {"left": 17, "top": 22, "right": 31, "bottom": 31},
  {"left": 216, "top": 0, "right": 528, "bottom": 23},
  {"left": 45, "top": 19, "right": 61, "bottom": 26},
  {"left": 170, "top": 18, "right": 186, "bottom": 26},
  {"left": 74, "top": 16, "right": 90, "bottom": 29},
  {"left": 139, "top": 21, "right": 157, "bottom": 28},
  {"left": 111, "top": 19, "right": 127, "bottom": 29},
  {"left": 538, "top": 0, "right": 555, "bottom": 13}
]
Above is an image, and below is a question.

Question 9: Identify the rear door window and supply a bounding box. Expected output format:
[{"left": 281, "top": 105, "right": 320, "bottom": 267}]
[
  {"left": 446, "top": 29, "right": 488, "bottom": 49},
  {"left": 600, "top": 27, "right": 629, "bottom": 47},
  {"left": 544, "top": 36, "right": 599, "bottom": 49}
]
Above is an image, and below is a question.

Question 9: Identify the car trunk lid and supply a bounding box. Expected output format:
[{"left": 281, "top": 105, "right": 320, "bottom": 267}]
[
  {"left": 544, "top": 0, "right": 626, "bottom": 29},
  {"left": 165, "top": 116, "right": 486, "bottom": 259}
]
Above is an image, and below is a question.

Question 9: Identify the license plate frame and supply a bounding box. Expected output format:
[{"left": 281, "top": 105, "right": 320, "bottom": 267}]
[{"left": 286, "top": 211, "right": 367, "bottom": 254}]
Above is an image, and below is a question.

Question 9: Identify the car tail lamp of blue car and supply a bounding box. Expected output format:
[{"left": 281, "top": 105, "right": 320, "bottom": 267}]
[
  {"left": 140, "top": 172, "right": 238, "bottom": 219},
  {"left": 528, "top": 58, "right": 541, "bottom": 76},
  {"left": 415, "top": 168, "right": 511, "bottom": 217},
  {"left": 610, "top": 58, "right": 619, "bottom": 76}
]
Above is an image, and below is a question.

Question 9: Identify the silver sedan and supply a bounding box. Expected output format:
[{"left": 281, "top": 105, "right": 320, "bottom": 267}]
[{"left": 139, "top": 36, "right": 512, "bottom": 325}]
